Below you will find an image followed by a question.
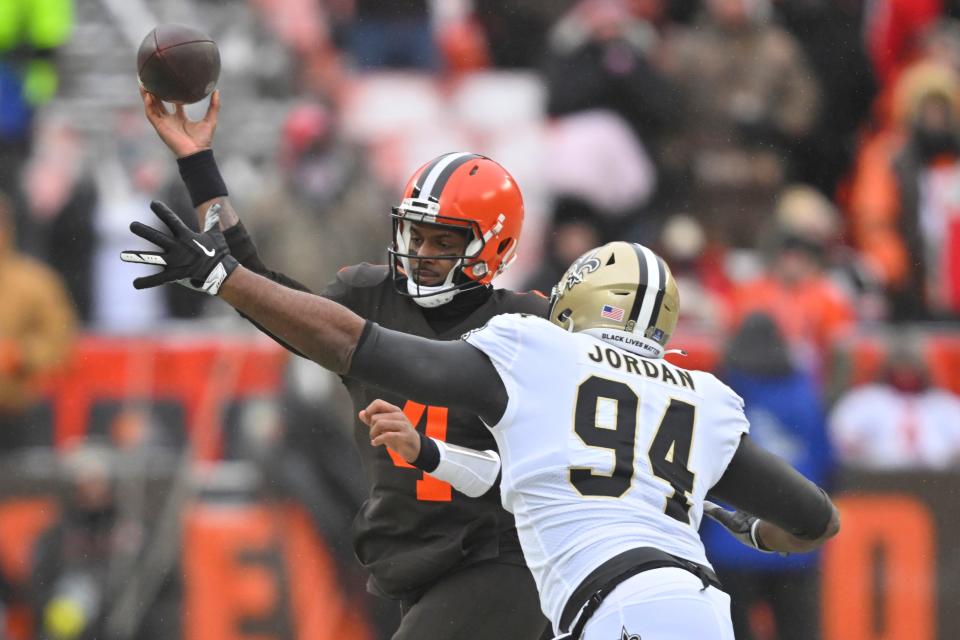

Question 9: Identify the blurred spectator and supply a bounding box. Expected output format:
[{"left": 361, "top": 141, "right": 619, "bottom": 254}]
[
  {"left": 23, "top": 120, "right": 97, "bottom": 323},
  {"left": 920, "top": 19, "right": 960, "bottom": 75},
  {"left": 776, "top": 0, "right": 876, "bottom": 194},
  {"left": 341, "top": 0, "right": 440, "bottom": 70},
  {"left": 0, "top": 0, "right": 72, "bottom": 250},
  {"left": 657, "top": 214, "right": 733, "bottom": 333},
  {"left": 849, "top": 62, "right": 960, "bottom": 320},
  {"left": 774, "top": 184, "right": 886, "bottom": 322},
  {"left": 704, "top": 312, "right": 834, "bottom": 640},
  {"left": 91, "top": 112, "right": 171, "bottom": 332},
  {"left": 0, "top": 193, "right": 75, "bottom": 451},
  {"left": 523, "top": 196, "right": 603, "bottom": 295},
  {"left": 435, "top": 5, "right": 490, "bottom": 75},
  {"left": 249, "top": 0, "right": 343, "bottom": 96},
  {"left": 243, "top": 102, "right": 388, "bottom": 292},
  {"left": 829, "top": 341, "right": 960, "bottom": 468},
  {"left": 864, "top": 0, "right": 942, "bottom": 88},
  {"left": 866, "top": 20, "right": 960, "bottom": 134},
  {"left": 544, "top": 0, "right": 678, "bottom": 153},
  {"left": 30, "top": 445, "right": 179, "bottom": 640},
  {"left": 730, "top": 186, "right": 855, "bottom": 369},
  {"left": 544, "top": 109, "right": 657, "bottom": 240},
  {"left": 474, "top": 0, "right": 571, "bottom": 69},
  {"left": 660, "top": 0, "right": 820, "bottom": 245},
  {"left": 31, "top": 446, "right": 118, "bottom": 640}
]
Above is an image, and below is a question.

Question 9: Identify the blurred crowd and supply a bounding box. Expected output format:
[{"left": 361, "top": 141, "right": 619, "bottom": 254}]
[{"left": 2, "top": 0, "right": 960, "bottom": 639}]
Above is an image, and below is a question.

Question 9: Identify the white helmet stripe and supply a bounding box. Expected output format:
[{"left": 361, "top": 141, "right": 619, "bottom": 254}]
[
  {"left": 418, "top": 152, "right": 473, "bottom": 202},
  {"left": 634, "top": 244, "right": 662, "bottom": 335}
]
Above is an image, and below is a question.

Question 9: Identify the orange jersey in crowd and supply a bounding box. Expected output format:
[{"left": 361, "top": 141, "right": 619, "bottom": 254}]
[{"left": 730, "top": 275, "right": 855, "bottom": 357}]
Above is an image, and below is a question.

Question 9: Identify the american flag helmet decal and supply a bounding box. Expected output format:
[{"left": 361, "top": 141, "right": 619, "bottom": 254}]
[{"left": 601, "top": 304, "right": 625, "bottom": 321}]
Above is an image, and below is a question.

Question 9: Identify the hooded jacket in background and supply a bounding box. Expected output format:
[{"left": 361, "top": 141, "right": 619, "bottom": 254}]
[
  {"left": 0, "top": 211, "right": 75, "bottom": 414},
  {"left": 701, "top": 313, "right": 834, "bottom": 570}
]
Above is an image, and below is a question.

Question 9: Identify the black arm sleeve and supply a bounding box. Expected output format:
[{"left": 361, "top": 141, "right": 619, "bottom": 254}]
[
  {"left": 708, "top": 435, "right": 834, "bottom": 540},
  {"left": 348, "top": 321, "right": 509, "bottom": 425},
  {"left": 222, "top": 222, "right": 314, "bottom": 357},
  {"left": 224, "top": 222, "right": 312, "bottom": 293}
]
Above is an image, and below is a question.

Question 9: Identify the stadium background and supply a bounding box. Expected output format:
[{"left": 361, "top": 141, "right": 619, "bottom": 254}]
[{"left": 0, "top": 0, "right": 957, "bottom": 638}]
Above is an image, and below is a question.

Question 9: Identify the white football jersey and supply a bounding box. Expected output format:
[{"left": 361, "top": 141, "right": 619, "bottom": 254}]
[{"left": 463, "top": 314, "right": 749, "bottom": 628}]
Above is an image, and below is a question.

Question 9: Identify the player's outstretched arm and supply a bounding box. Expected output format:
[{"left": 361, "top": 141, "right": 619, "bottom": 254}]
[
  {"left": 219, "top": 266, "right": 510, "bottom": 422},
  {"left": 754, "top": 508, "right": 840, "bottom": 553},
  {"left": 360, "top": 399, "right": 501, "bottom": 498},
  {"left": 704, "top": 500, "right": 839, "bottom": 555},
  {"left": 707, "top": 436, "right": 840, "bottom": 555},
  {"left": 220, "top": 267, "right": 362, "bottom": 373},
  {"left": 123, "top": 200, "right": 509, "bottom": 410}
]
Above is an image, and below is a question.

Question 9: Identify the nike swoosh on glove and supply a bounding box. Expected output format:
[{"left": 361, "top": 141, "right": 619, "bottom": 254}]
[
  {"left": 703, "top": 501, "right": 783, "bottom": 555},
  {"left": 120, "top": 200, "right": 239, "bottom": 295}
]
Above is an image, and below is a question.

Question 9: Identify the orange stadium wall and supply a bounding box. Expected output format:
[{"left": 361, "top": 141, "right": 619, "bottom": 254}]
[
  {"left": 38, "top": 335, "right": 290, "bottom": 458},
  {"left": 0, "top": 337, "right": 370, "bottom": 639},
  {"left": 0, "top": 499, "right": 371, "bottom": 640},
  {"left": 824, "top": 473, "right": 960, "bottom": 640},
  {"left": 183, "top": 503, "right": 371, "bottom": 640}
]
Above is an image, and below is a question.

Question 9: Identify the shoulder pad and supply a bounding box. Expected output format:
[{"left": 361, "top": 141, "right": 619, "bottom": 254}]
[
  {"left": 336, "top": 263, "right": 391, "bottom": 289},
  {"left": 708, "top": 375, "right": 746, "bottom": 411}
]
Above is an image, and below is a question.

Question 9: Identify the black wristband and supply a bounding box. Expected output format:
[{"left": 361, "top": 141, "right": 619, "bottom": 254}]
[
  {"left": 411, "top": 431, "right": 441, "bottom": 472},
  {"left": 177, "top": 149, "right": 228, "bottom": 207}
]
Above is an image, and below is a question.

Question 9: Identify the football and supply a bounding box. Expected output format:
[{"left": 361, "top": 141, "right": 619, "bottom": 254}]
[{"left": 136, "top": 23, "right": 220, "bottom": 105}]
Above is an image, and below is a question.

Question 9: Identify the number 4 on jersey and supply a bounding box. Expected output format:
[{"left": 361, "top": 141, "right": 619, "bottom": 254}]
[
  {"left": 648, "top": 400, "right": 697, "bottom": 524},
  {"left": 387, "top": 401, "right": 452, "bottom": 502}
]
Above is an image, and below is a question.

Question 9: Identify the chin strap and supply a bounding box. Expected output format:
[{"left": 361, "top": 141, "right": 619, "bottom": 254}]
[
  {"left": 405, "top": 266, "right": 488, "bottom": 308},
  {"left": 406, "top": 278, "right": 458, "bottom": 307},
  {"left": 404, "top": 252, "right": 467, "bottom": 307}
]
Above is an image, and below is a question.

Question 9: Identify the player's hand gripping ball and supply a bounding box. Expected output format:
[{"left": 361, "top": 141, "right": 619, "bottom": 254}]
[{"left": 137, "top": 23, "right": 220, "bottom": 105}]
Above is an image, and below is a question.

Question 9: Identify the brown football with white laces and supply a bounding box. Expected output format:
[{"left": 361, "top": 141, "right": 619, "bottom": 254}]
[{"left": 136, "top": 23, "right": 220, "bottom": 105}]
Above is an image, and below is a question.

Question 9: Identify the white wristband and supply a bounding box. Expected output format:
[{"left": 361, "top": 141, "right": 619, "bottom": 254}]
[
  {"left": 750, "top": 518, "right": 768, "bottom": 551},
  {"left": 429, "top": 440, "right": 501, "bottom": 498}
]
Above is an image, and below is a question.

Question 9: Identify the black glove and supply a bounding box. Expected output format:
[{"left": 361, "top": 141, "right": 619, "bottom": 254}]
[
  {"left": 703, "top": 501, "right": 781, "bottom": 554},
  {"left": 121, "top": 201, "right": 238, "bottom": 295}
]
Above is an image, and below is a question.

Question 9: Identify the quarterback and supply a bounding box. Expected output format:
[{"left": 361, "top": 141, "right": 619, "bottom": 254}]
[
  {"left": 136, "top": 90, "right": 551, "bottom": 639},
  {"left": 122, "top": 207, "right": 839, "bottom": 638}
]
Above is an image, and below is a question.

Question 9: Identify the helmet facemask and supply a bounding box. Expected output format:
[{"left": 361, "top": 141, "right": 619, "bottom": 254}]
[{"left": 389, "top": 205, "right": 489, "bottom": 308}]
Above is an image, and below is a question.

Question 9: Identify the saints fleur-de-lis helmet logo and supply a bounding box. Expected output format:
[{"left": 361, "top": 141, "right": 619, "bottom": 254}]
[
  {"left": 562, "top": 249, "right": 601, "bottom": 293},
  {"left": 620, "top": 627, "right": 641, "bottom": 640}
]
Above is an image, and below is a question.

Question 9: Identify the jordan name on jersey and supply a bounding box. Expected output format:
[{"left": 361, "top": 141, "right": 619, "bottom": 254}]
[{"left": 585, "top": 343, "right": 696, "bottom": 391}]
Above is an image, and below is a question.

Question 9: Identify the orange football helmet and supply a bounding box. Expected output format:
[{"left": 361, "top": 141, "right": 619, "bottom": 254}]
[{"left": 390, "top": 152, "right": 525, "bottom": 307}]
